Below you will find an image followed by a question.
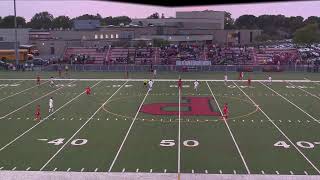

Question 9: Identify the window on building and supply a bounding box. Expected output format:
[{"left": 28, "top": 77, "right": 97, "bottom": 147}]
[
  {"left": 115, "top": 34, "right": 119, "bottom": 38},
  {"left": 100, "top": 34, "right": 104, "bottom": 39},
  {"left": 111, "top": 34, "right": 114, "bottom": 39},
  {"left": 250, "top": 32, "right": 253, "bottom": 43},
  {"left": 94, "top": 34, "right": 98, "bottom": 39},
  {"left": 105, "top": 34, "right": 109, "bottom": 39}
]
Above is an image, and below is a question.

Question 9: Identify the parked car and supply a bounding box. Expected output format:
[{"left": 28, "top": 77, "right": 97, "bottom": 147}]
[{"left": 26, "top": 58, "right": 49, "bottom": 66}]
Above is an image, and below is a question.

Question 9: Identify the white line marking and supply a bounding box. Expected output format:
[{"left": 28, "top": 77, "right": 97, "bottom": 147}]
[
  {"left": 287, "top": 82, "right": 320, "bottom": 101},
  {"left": 0, "top": 81, "right": 75, "bottom": 120},
  {"left": 12, "top": 167, "right": 16, "bottom": 171},
  {"left": 290, "top": 171, "right": 294, "bottom": 175},
  {"left": 260, "top": 82, "right": 320, "bottom": 124},
  {"left": 53, "top": 168, "right": 57, "bottom": 171},
  {"left": 94, "top": 168, "right": 98, "bottom": 172},
  {"left": 0, "top": 81, "right": 49, "bottom": 103},
  {"left": 276, "top": 171, "right": 279, "bottom": 175},
  {"left": 219, "top": 170, "right": 222, "bottom": 174},
  {"left": 205, "top": 170, "right": 208, "bottom": 174},
  {"left": 207, "top": 81, "right": 250, "bottom": 174},
  {"left": 304, "top": 171, "right": 308, "bottom": 175},
  {"left": 178, "top": 86, "right": 181, "bottom": 177},
  {"left": 108, "top": 87, "right": 150, "bottom": 172},
  {"left": 81, "top": 168, "right": 84, "bottom": 172},
  {"left": 0, "top": 81, "right": 102, "bottom": 152},
  {"left": 136, "top": 168, "right": 139, "bottom": 172},
  {"left": 261, "top": 170, "right": 265, "bottom": 174},
  {"left": 0, "top": 167, "right": 3, "bottom": 170},
  {"left": 40, "top": 81, "right": 126, "bottom": 171},
  {"left": 150, "top": 169, "right": 153, "bottom": 173},
  {"left": 164, "top": 169, "right": 167, "bottom": 173},
  {"left": 122, "top": 168, "right": 125, "bottom": 173},
  {"left": 67, "top": 168, "right": 71, "bottom": 172},
  {"left": 234, "top": 81, "right": 320, "bottom": 174},
  {"left": 233, "top": 170, "right": 236, "bottom": 174},
  {"left": 26, "top": 167, "right": 31, "bottom": 171}
]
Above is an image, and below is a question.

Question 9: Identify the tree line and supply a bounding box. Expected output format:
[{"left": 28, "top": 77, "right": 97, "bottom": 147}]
[{"left": 0, "top": 11, "right": 319, "bottom": 43}]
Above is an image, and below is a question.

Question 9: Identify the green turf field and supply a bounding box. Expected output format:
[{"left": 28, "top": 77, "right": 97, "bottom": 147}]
[{"left": 0, "top": 71, "right": 320, "bottom": 178}]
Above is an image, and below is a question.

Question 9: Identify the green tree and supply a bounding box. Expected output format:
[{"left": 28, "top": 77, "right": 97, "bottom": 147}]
[
  {"left": 52, "top": 16, "right": 72, "bottom": 29},
  {"left": 75, "top": 13, "right": 102, "bottom": 20},
  {"left": 304, "top": 16, "right": 320, "bottom": 26},
  {"left": 224, "top": 12, "right": 235, "bottom": 29},
  {"left": 147, "top": 13, "right": 159, "bottom": 19},
  {"left": 235, "top": 15, "right": 257, "bottom": 29},
  {"left": 293, "top": 23, "right": 320, "bottom": 44},
  {"left": 28, "top": 11, "right": 54, "bottom": 29},
  {"left": 0, "top": 15, "right": 26, "bottom": 28}
]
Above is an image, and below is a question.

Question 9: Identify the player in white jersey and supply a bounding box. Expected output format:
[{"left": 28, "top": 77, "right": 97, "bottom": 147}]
[
  {"left": 153, "top": 69, "right": 157, "bottom": 79},
  {"left": 50, "top": 76, "right": 55, "bottom": 87},
  {"left": 268, "top": 75, "right": 272, "bottom": 85},
  {"left": 194, "top": 80, "right": 199, "bottom": 93},
  {"left": 224, "top": 74, "right": 228, "bottom": 85},
  {"left": 49, "top": 97, "right": 54, "bottom": 113},
  {"left": 148, "top": 80, "right": 154, "bottom": 91}
]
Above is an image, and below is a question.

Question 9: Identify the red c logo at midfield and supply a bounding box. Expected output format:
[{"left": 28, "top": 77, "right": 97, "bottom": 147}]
[{"left": 140, "top": 97, "right": 221, "bottom": 116}]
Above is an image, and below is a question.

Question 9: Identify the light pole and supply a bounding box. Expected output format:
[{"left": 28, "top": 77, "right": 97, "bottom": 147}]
[{"left": 14, "top": 0, "right": 19, "bottom": 65}]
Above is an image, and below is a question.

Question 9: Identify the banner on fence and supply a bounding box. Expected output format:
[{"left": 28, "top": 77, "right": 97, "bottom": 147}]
[{"left": 176, "top": 61, "right": 211, "bottom": 66}]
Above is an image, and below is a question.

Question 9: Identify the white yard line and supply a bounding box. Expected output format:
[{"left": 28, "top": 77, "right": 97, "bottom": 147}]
[
  {"left": 0, "top": 81, "right": 49, "bottom": 103},
  {"left": 40, "top": 81, "right": 127, "bottom": 171},
  {"left": 287, "top": 82, "right": 320, "bottom": 101},
  {"left": 108, "top": 89, "right": 150, "bottom": 172},
  {"left": 259, "top": 82, "right": 320, "bottom": 124},
  {"left": 206, "top": 81, "right": 250, "bottom": 174},
  {"left": 0, "top": 81, "right": 102, "bottom": 152},
  {"left": 233, "top": 81, "right": 320, "bottom": 174},
  {"left": 0, "top": 78, "right": 319, "bottom": 83},
  {"left": 0, "top": 80, "right": 75, "bottom": 120},
  {"left": 178, "top": 86, "right": 181, "bottom": 179}
]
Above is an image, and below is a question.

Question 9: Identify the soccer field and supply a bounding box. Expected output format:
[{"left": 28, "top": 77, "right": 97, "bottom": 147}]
[{"left": 0, "top": 71, "right": 320, "bottom": 179}]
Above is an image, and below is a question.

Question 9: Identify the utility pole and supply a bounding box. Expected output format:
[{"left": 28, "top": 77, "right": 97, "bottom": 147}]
[{"left": 14, "top": 0, "right": 19, "bottom": 65}]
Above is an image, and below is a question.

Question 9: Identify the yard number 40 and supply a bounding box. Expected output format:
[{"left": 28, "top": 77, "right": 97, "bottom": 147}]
[{"left": 160, "top": 140, "right": 199, "bottom": 147}]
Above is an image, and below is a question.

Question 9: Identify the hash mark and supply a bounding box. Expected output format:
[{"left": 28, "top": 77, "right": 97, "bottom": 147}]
[
  {"left": 205, "top": 170, "right": 208, "bottom": 174},
  {"left": 261, "top": 170, "right": 265, "bottom": 174},
  {"left": 94, "top": 168, "right": 98, "bottom": 172},
  {"left": 192, "top": 169, "right": 194, "bottom": 173},
  {"left": 81, "top": 168, "right": 84, "bottom": 172},
  {"left": 219, "top": 170, "right": 222, "bottom": 174},
  {"left": 122, "top": 168, "right": 125, "bottom": 173},
  {"left": 12, "top": 167, "right": 16, "bottom": 171},
  {"left": 233, "top": 170, "right": 236, "bottom": 174},
  {"left": 150, "top": 169, "right": 153, "bottom": 173},
  {"left": 276, "top": 171, "right": 279, "bottom": 175},
  {"left": 290, "top": 171, "right": 293, "bottom": 175},
  {"left": 0, "top": 167, "right": 3, "bottom": 170},
  {"left": 26, "top": 167, "right": 31, "bottom": 171},
  {"left": 304, "top": 171, "right": 308, "bottom": 175},
  {"left": 164, "top": 169, "right": 167, "bottom": 173},
  {"left": 67, "top": 168, "right": 71, "bottom": 172},
  {"left": 136, "top": 168, "right": 139, "bottom": 172},
  {"left": 53, "top": 168, "right": 57, "bottom": 171}
]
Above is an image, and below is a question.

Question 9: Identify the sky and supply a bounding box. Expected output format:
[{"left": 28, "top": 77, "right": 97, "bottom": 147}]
[{"left": 0, "top": 0, "right": 320, "bottom": 21}]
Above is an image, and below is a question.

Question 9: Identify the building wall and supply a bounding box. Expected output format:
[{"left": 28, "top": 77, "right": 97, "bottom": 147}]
[{"left": 0, "top": 28, "right": 30, "bottom": 45}]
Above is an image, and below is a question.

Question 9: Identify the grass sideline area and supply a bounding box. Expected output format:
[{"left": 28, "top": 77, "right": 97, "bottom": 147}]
[{"left": 0, "top": 71, "right": 319, "bottom": 180}]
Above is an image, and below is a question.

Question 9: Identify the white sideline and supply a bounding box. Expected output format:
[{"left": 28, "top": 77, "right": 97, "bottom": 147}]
[
  {"left": 108, "top": 87, "right": 150, "bottom": 172},
  {"left": 206, "top": 81, "right": 250, "bottom": 174},
  {"left": 0, "top": 78, "right": 319, "bottom": 83},
  {"left": 0, "top": 81, "right": 49, "bottom": 103},
  {"left": 305, "top": 78, "right": 320, "bottom": 86},
  {"left": 0, "top": 81, "right": 102, "bottom": 152},
  {"left": 0, "top": 80, "right": 75, "bottom": 120},
  {"left": 40, "top": 81, "right": 128, "bottom": 171},
  {"left": 233, "top": 81, "right": 320, "bottom": 174},
  {"left": 259, "top": 82, "right": 320, "bottom": 124},
  {"left": 287, "top": 82, "right": 320, "bottom": 101}
]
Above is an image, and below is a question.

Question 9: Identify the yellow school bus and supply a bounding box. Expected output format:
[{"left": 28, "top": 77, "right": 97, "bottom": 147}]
[{"left": 0, "top": 49, "right": 29, "bottom": 62}]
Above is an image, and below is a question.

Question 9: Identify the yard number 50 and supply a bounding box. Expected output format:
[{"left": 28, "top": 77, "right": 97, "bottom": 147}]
[{"left": 160, "top": 139, "right": 199, "bottom": 147}]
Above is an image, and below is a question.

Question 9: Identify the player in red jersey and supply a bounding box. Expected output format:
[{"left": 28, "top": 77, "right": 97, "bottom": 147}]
[
  {"left": 178, "top": 78, "right": 182, "bottom": 90},
  {"left": 239, "top": 71, "right": 244, "bottom": 80},
  {"left": 248, "top": 76, "right": 252, "bottom": 86},
  {"left": 223, "top": 103, "right": 229, "bottom": 119},
  {"left": 35, "top": 105, "right": 41, "bottom": 121},
  {"left": 85, "top": 86, "right": 91, "bottom": 95},
  {"left": 36, "top": 74, "right": 40, "bottom": 86}
]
